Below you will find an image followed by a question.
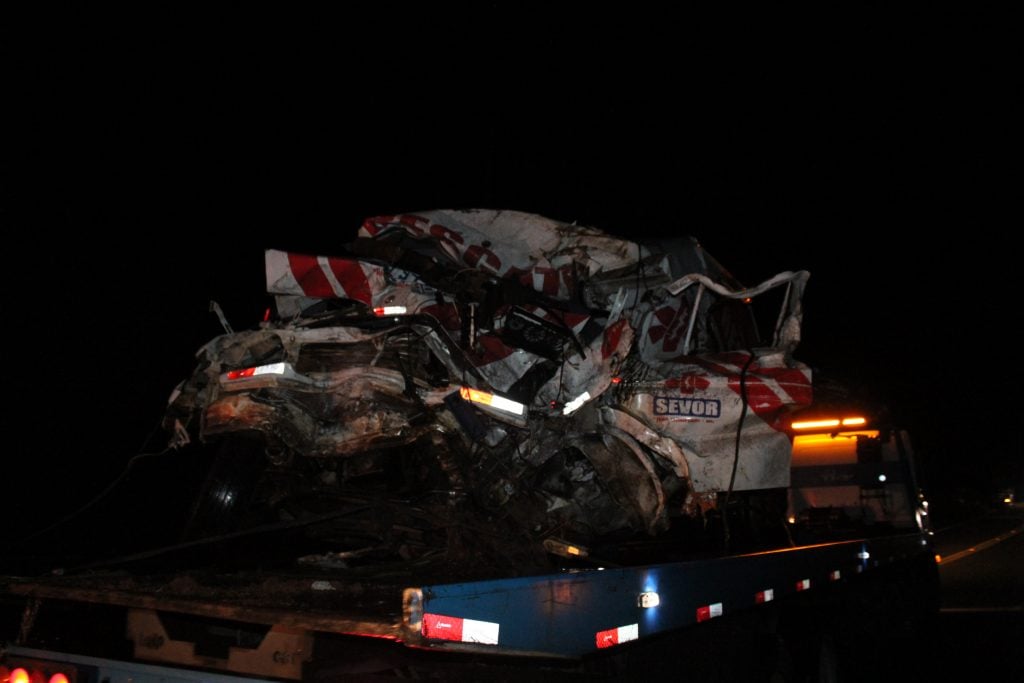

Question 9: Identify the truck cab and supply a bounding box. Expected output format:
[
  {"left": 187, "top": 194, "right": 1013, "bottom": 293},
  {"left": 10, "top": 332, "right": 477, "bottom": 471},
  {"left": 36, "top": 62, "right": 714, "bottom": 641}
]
[{"left": 788, "top": 414, "right": 929, "bottom": 541}]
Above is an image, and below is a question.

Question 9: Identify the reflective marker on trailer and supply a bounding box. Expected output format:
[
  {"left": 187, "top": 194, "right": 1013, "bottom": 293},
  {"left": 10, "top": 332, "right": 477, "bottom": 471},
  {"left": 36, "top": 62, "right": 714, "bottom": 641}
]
[
  {"left": 595, "top": 623, "right": 638, "bottom": 649},
  {"left": 696, "top": 602, "right": 723, "bottom": 622},
  {"left": 422, "top": 613, "right": 500, "bottom": 645},
  {"left": 373, "top": 306, "right": 408, "bottom": 316},
  {"left": 796, "top": 579, "right": 811, "bottom": 591},
  {"left": 829, "top": 570, "right": 841, "bottom": 581},
  {"left": 755, "top": 588, "right": 774, "bottom": 603},
  {"left": 459, "top": 387, "right": 526, "bottom": 416},
  {"left": 225, "top": 362, "right": 287, "bottom": 380}
]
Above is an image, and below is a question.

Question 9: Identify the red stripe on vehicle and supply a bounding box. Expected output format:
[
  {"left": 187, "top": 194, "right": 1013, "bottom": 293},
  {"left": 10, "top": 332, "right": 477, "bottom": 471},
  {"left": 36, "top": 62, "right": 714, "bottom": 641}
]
[
  {"left": 602, "top": 319, "right": 628, "bottom": 359},
  {"left": 287, "top": 252, "right": 335, "bottom": 298},
  {"left": 326, "top": 258, "right": 372, "bottom": 304}
]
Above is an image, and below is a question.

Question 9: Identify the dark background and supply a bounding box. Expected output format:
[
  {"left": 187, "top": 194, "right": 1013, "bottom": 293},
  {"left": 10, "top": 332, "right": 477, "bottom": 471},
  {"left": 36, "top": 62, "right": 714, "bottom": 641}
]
[{"left": 6, "top": 9, "right": 1021, "bottom": 544}]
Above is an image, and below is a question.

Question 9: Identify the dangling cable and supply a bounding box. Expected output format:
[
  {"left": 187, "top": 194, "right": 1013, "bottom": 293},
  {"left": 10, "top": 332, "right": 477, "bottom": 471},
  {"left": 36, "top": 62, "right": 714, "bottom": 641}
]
[
  {"left": 722, "top": 349, "right": 756, "bottom": 552},
  {"left": 19, "top": 421, "right": 169, "bottom": 543}
]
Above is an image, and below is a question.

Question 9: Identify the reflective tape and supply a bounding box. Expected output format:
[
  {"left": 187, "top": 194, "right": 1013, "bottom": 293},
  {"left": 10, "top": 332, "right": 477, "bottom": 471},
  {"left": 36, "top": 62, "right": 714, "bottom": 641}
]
[
  {"left": 422, "top": 613, "right": 499, "bottom": 645},
  {"left": 696, "top": 602, "right": 723, "bottom": 622},
  {"left": 595, "top": 623, "right": 638, "bottom": 649}
]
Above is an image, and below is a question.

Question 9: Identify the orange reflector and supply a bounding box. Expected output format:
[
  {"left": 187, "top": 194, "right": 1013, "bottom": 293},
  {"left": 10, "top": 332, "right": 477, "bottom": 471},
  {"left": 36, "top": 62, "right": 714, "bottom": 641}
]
[
  {"left": 458, "top": 387, "right": 525, "bottom": 416},
  {"left": 935, "top": 554, "right": 942, "bottom": 564}
]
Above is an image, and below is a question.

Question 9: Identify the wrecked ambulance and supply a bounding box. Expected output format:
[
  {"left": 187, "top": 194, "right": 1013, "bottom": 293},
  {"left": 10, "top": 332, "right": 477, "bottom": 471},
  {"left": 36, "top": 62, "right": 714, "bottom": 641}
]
[{"left": 165, "top": 210, "right": 811, "bottom": 572}]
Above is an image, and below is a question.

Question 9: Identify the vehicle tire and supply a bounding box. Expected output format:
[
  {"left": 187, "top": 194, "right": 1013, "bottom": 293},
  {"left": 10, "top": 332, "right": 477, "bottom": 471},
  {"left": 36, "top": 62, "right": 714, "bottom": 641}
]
[{"left": 180, "top": 434, "right": 268, "bottom": 541}]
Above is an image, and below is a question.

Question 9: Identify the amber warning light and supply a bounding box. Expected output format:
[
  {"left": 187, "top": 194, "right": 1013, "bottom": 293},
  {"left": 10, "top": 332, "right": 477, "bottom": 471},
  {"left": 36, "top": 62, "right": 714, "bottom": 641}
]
[{"left": 790, "top": 417, "right": 867, "bottom": 431}]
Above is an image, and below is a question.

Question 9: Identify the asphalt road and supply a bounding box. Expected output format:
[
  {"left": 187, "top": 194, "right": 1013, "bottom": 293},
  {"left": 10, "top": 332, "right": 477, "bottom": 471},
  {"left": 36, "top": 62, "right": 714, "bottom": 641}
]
[{"left": 922, "top": 506, "right": 1023, "bottom": 679}]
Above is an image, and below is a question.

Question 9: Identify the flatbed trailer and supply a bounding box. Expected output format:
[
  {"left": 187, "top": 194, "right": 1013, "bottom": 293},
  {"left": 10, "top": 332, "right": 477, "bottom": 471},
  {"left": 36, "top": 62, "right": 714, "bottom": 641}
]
[{"left": 2, "top": 529, "right": 938, "bottom": 681}]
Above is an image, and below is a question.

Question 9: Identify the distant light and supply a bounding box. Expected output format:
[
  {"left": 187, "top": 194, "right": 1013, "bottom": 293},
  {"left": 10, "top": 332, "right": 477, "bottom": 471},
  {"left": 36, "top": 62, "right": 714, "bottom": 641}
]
[
  {"left": 857, "top": 550, "right": 871, "bottom": 560},
  {"left": 934, "top": 554, "right": 942, "bottom": 564},
  {"left": 562, "top": 391, "right": 591, "bottom": 415},
  {"left": 787, "top": 515, "right": 796, "bottom": 524},
  {"left": 1004, "top": 497, "right": 1012, "bottom": 504},
  {"left": 638, "top": 591, "right": 660, "bottom": 608},
  {"left": 878, "top": 474, "right": 887, "bottom": 483},
  {"left": 459, "top": 387, "right": 525, "bottom": 416},
  {"left": 373, "top": 306, "right": 407, "bottom": 316},
  {"left": 567, "top": 545, "right": 582, "bottom": 556}
]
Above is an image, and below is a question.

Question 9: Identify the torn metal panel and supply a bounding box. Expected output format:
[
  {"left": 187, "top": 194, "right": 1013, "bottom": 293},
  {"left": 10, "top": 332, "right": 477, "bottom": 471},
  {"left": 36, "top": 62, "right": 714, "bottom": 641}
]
[{"left": 166, "top": 209, "right": 812, "bottom": 568}]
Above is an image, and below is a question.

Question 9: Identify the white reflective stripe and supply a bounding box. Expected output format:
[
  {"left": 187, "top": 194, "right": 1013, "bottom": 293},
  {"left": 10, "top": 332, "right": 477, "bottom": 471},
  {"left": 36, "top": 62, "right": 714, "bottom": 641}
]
[
  {"left": 562, "top": 391, "right": 591, "bottom": 415},
  {"left": 489, "top": 394, "right": 525, "bottom": 415},
  {"left": 253, "top": 362, "right": 287, "bottom": 376},
  {"left": 617, "top": 623, "right": 638, "bottom": 643},
  {"left": 315, "top": 256, "right": 347, "bottom": 297},
  {"left": 830, "top": 570, "right": 841, "bottom": 581},
  {"left": 757, "top": 589, "right": 774, "bottom": 602},
  {"left": 709, "top": 603, "right": 723, "bottom": 618},
  {"left": 797, "top": 579, "right": 811, "bottom": 590},
  {"left": 462, "top": 618, "right": 500, "bottom": 644},
  {"left": 375, "top": 306, "right": 408, "bottom": 315},
  {"left": 460, "top": 387, "right": 526, "bottom": 416}
]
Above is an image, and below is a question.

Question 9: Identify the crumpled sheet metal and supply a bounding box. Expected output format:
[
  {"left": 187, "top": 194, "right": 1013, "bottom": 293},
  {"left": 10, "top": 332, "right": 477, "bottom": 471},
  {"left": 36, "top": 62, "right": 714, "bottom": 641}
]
[{"left": 170, "top": 209, "right": 812, "bottom": 540}]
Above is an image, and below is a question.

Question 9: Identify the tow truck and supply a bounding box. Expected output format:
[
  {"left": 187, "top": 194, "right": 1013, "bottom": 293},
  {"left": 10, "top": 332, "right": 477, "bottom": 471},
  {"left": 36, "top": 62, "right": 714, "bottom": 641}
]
[{"left": 1, "top": 210, "right": 938, "bottom": 681}]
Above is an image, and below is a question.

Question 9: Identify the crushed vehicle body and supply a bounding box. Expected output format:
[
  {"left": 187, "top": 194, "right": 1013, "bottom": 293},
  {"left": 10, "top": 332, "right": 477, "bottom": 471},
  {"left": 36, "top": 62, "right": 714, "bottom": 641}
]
[{"left": 165, "top": 209, "right": 811, "bottom": 574}]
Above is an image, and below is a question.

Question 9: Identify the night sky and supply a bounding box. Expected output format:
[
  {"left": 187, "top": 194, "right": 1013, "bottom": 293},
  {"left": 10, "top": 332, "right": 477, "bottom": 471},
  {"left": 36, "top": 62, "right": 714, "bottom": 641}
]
[{"left": 7, "top": 11, "right": 1020, "bottom": 541}]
